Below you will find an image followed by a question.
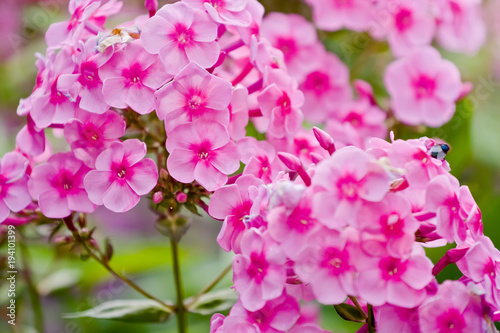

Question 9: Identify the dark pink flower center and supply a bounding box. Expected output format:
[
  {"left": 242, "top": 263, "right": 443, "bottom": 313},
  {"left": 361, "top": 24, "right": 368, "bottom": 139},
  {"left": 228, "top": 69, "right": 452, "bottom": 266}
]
[
  {"left": 50, "top": 79, "right": 67, "bottom": 104},
  {"left": 382, "top": 213, "right": 404, "bottom": 237},
  {"left": 304, "top": 71, "right": 330, "bottom": 94},
  {"left": 207, "top": 0, "right": 225, "bottom": 10},
  {"left": 380, "top": 257, "right": 405, "bottom": 279},
  {"left": 248, "top": 252, "right": 269, "bottom": 284},
  {"left": 68, "top": 6, "right": 84, "bottom": 30},
  {"left": 278, "top": 92, "right": 292, "bottom": 113},
  {"left": 79, "top": 61, "right": 100, "bottom": 88},
  {"left": 413, "top": 150, "right": 430, "bottom": 164},
  {"left": 122, "top": 62, "right": 146, "bottom": 86},
  {"left": 82, "top": 124, "right": 102, "bottom": 144},
  {"left": 413, "top": 75, "right": 436, "bottom": 99},
  {"left": 53, "top": 170, "right": 75, "bottom": 192},
  {"left": 485, "top": 259, "right": 497, "bottom": 278},
  {"left": 112, "top": 163, "right": 130, "bottom": 180},
  {"left": 257, "top": 156, "right": 272, "bottom": 178},
  {"left": 275, "top": 38, "right": 296, "bottom": 60},
  {"left": 334, "top": 0, "right": 353, "bottom": 8},
  {"left": 195, "top": 141, "right": 212, "bottom": 161},
  {"left": 321, "top": 247, "right": 349, "bottom": 275},
  {"left": 338, "top": 175, "right": 359, "bottom": 200},
  {"left": 344, "top": 112, "right": 363, "bottom": 128},
  {"left": 288, "top": 207, "right": 314, "bottom": 233},
  {"left": 172, "top": 24, "right": 193, "bottom": 48},
  {"left": 436, "top": 308, "right": 466, "bottom": 332},
  {"left": 394, "top": 8, "right": 413, "bottom": 32}
]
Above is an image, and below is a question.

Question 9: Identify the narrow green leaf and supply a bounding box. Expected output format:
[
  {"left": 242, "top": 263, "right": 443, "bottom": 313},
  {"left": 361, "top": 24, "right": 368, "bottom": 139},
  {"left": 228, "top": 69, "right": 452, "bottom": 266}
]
[
  {"left": 63, "top": 299, "right": 173, "bottom": 323},
  {"left": 186, "top": 289, "right": 238, "bottom": 315},
  {"left": 334, "top": 303, "right": 366, "bottom": 323}
]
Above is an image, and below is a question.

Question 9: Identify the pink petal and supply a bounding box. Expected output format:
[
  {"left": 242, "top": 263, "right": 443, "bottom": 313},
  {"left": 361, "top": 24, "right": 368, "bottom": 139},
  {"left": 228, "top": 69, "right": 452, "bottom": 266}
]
[
  {"left": 102, "top": 181, "right": 140, "bottom": 212},
  {"left": 39, "top": 190, "right": 70, "bottom": 218},
  {"left": 102, "top": 78, "right": 128, "bottom": 109},
  {"left": 208, "top": 184, "right": 243, "bottom": 219},
  {"left": 167, "top": 149, "right": 197, "bottom": 183},
  {"left": 67, "top": 189, "right": 96, "bottom": 213},
  {"left": 184, "top": 41, "right": 220, "bottom": 69},
  {"left": 194, "top": 161, "right": 228, "bottom": 191},
  {"left": 126, "top": 159, "right": 158, "bottom": 195},
  {"left": 84, "top": 170, "right": 113, "bottom": 205}
]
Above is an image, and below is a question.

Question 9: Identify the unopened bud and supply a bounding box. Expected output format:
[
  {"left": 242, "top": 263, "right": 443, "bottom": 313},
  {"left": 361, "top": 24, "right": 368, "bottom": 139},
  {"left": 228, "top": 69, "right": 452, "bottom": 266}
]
[
  {"left": 312, "top": 127, "right": 335, "bottom": 155},
  {"left": 175, "top": 192, "right": 188, "bottom": 203},
  {"left": 153, "top": 191, "right": 164, "bottom": 204}
]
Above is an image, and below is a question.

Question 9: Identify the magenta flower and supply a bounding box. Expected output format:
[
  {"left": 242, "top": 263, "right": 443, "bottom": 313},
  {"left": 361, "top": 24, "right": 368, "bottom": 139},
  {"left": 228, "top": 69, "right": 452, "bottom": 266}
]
[
  {"left": 238, "top": 137, "right": 281, "bottom": 184},
  {"left": 184, "top": 0, "right": 252, "bottom": 27},
  {"left": 58, "top": 37, "right": 113, "bottom": 114},
  {"left": 357, "top": 245, "right": 433, "bottom": 308},
  {"left": 305, "top": 0, "right": 372, "bottom": 32},
  {"left": 84, "top": 139, "right": 158, "bottom": 213},
  {"left": 312, "top": 146, "right": 390, "bottom": 229},
  {"left": 376, "top": 305, "right": 420, "bottom": 333},
  {"left": 141, "top": 2, "right": 220, "bottom": 75},
  {"left": 166, "top": 120, "right": 240, "bottom": 191},
  {"left": 228, "top": 85, "right": 249, "bottom": 141},
  {"left": 233, "top": 229, "right": 287, "bottom": 311},
  {"left": 357, "top": 193, "right": 419, "bottom": 258},
  {"left": 294, "top": 227, "right": 358, "bottom": 305},
  {"left": 28, "top": 152, "right": 96, "bottom": 218},
  {"left": 64, "top": 109, "right": 126, "bottom": 168},
  {"left": 99, "top": 41, "right": 171, "bottom": 115},
  {"left": 0, "top": 153, "right": 31, "bottom": 222},
  {"left": 418, "top": 281, "right": 483, "bottom": 332},
  {"left": 257, "top": 68, "right": 304, "bottom": 139},
  {"left": 155, "top": 62, "right": 232, "bottom": 133},
  {"left": 385, "top": 47, "right": 463, "bottom": 127},
  {"left": 299, "top": 49, "right": 351, "bottom": 123},
  {"left": 209, "top": 174, "right": 264, "bottom": 252}
]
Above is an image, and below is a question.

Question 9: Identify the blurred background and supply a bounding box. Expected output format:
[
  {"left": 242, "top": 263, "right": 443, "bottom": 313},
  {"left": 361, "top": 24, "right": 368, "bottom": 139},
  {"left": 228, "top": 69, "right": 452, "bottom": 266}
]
[{"left": 1, "top": 0, "right": 500, "bottom": 332}]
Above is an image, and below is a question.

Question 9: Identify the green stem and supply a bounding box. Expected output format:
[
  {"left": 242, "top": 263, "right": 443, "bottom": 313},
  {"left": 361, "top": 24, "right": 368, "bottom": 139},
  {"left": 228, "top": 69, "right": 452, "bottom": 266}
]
[
  {"left": 171, "top": 238, "right": 187, "bottom": 333},
  {"left": 348, "top": 295, "right": 367, "bottom": 320},
  {"left": 61, "top": 217, "right": 174, "bottom": 312},
  {"left": 367, "top": 304, "right": 376, "bottom": 333},
  {"left": 18, "top": 231, "right": 45, "bottom": 333},
  {"left": 186, "top": 262, "right": 232, "bottom": 309}
]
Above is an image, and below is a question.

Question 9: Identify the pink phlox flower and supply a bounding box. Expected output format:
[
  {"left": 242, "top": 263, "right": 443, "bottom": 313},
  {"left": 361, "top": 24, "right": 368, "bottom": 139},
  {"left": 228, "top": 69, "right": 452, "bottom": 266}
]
[
  {"left": 257, "top": 68, "right": 304, "bottom": 139},
  {"left": 16, "top": 116, "right": 46, "bottom": 158},
  {"left": 249, "top": 35, "right": 287, "bottom": 74},
  {"left": 267, "top": 188, "right": 321, "bottom": 259},
  {"left": 30, "top": 47, "right": 79, "bottom": 128},
  {"left": 57, "top": 37, "right": 114, "bottom": 114},
  {"left": 64, "top": 109, "right": 126, "bottom": 168},
  {"left": 384, "top": 47, "right": 463, "bottom": 127},
  {"left": 305, "top": 0, "right": 373, "bottom": 32},
  {"left": 226, "top": 294, "right": 301, "bottom": 333},
  {"left": 260, "top": 12, "right": 318, "bottom": 77},
  {"left": 299, "top": 48, "right": 351, "bottom": 123},
  {"left": 84, "top": 139, "right": 158, "bottom": 213},
  {"left": 238, "top": 137, "right": 282, "bottom": 184},
  {"left": 425, "top": 174, "right": 472, "bottom": 244},
  {"left": 312, "top": 146, "right": 390, "bottom": 229},
  {"left": 294, "top": 227, "right": 359, "bottom": 304},
  {"left": 387, "top": 138, "right": 450, "bottom": 189},
  {"left": 141, "top": 2, "right": 220, "bottom": 75},
  {"left": 326, "top": 98, "right": 388, "bottom": 150},
  {"left": 0, "top": 153, "right": 31, "bottom": 222},
  {"left": 184, "top": 0, "right": 252, "bottom": 27},
  {"left": 228, "top": 85, "right": 250, "bottom": 141},
  {"left": 155, "top": 62, "right": 232, "bottom": 133},
  {"left": 418, "top": 280, "right": 483, "bottom": 332},
  {"left": 100, "top": 40, "right": 171, "bottom": 114},
  {"left": 381, "top": 0, "right": 436, "bottom": 57},
  {"left": 28, "top": 152, "right": 96, "bottom": 218},
  {"left": 435, "top": 0, "right": 486, "bottom": 55},
  {"left": 233, "top": 229, "right": 287, "bottom": 311},
  {"left": 358, "top": 193, "right": 419, "bottom": 258},
  {"left": 357, "top": 244, "right": 434, "bottom": 308},
  {"left": 45, "top": 0, "right": 123, "bottom": 47},
  {"left": 166, "top": 120, "right": 240, "bottom": 191},
  {"left": 209, "top": 174, "right": 264, "bottom": 253}
]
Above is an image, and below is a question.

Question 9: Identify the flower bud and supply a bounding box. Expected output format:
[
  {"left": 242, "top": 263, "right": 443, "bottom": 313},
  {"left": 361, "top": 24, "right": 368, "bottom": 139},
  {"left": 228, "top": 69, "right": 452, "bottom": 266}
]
[
  {"left": 175, "top": 192, "right": 188, "bottom": 203},
  {"left": 153, "top": 191, "right": 163, "bottom": 204}
]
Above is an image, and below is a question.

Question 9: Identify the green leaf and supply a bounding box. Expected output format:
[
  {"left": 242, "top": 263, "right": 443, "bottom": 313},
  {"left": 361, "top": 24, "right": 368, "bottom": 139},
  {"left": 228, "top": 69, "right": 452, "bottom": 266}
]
[
  {"left": 334, "top": 303, "right": 366, "bottom": 323},
  {"left": 186, "top": 289, "right": 238, "bottom": 315},
  {"left": 63, "top": 299, "right": 173, "bottom": 323}
]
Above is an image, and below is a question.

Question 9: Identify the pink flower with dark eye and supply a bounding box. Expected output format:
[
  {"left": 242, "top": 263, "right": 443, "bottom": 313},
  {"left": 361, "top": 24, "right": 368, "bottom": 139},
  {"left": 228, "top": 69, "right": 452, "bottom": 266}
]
[
  {"left": 237, "top": 137, "right": 282, "bottom": 184},
  {"left": 184, "top": 0, "right": 252, "bottom": 27},
  {"left": 305, "top": 0, "right": 372, "bottom": 32},
  {"left": 155, "top": 62, "right": 232, "bottom": 133},
  {"left": 64, "top": 109, "right": 126, "bottom": 168},
  {"left": 99, "top": 41, "right": 172, "bottom": 115},
  {"left": 436, "top": 0, "right": 486, "bottom": 55},
  {"left": 209, "top": 174, "right": 264, "bottom": 253},
  {"left": 312, "top": 146, "right": 390, "bottom": 229},
  {"left": 84, "top": 139, "right": 158, "bottom": 213},
  {"left": 294, "top": 227, "right": 358, "bottom": 305},
  {"left": 385, "top": 47, "right": 463, "bottom": 127},
  {"left": 299, "top": 48, "right": 351, "bottom": 123},
  {"left": 57, "top": 37, "right": 114, "bottom": 114},
  {"left": 233, "top": 229, "right": 287, "bottom": 311},
  {"left": 166, "top": 120, "right": 240, "bottom": 191},
  {"left": 418, "top": 280, "right": 483, "bottom": 332},
  {"left": 376, "top": 304, "right": 420, "bottom": 333},
  {"left": 141, "top": 2, "right": 220, "bottom": 75},
  {"left": 28, "top": 152, "right": 96, "bottom": 218},
  {"left": 257, "top": 68, "right": 304, "bottom": 139},
  {"left": 0, "top": 152, "right": 31, "bottom": 222}
]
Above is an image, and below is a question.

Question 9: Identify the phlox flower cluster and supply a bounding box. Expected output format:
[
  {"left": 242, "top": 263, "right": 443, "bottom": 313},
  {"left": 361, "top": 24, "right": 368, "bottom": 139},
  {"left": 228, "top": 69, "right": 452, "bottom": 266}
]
[{"left": 0, "top": 0, "right": 497, "bottom": 331}]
